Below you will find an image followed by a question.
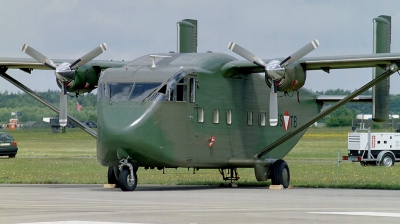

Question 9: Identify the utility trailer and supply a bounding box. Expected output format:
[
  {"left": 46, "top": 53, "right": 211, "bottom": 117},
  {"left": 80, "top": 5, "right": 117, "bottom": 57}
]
[{"left": 342, "top": 129, "right": 400, "bottom": 166}]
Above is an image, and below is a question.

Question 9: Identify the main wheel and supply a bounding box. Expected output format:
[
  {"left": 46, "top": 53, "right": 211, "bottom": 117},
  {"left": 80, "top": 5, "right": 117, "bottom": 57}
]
[
  {"left": 381, "top": 153, "right": 395, "bottom": 167},
  {"left": 271, "top": 159, "right": 290, "bottom": 188},
  {"left": 118, "top": 168, "right": 138, "bottom": 191},
  {"left": 107, "top": 167, "right": 119, "bottom": 186}
]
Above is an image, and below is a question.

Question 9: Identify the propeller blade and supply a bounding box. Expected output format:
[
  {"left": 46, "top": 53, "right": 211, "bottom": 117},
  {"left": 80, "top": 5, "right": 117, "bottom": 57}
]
[
  {"left": 21, "top": 44, "right": 57, "bottom": 70},
  {"left": 59, "top": 81, "right": 68, "bottom": 127},
  {"left": 228, "top": 42, "right": 267, "bottom": 67},
  {"left": 70, "top": 43, "right": 107, "bottom": 69},
  {"left": 269, "top": 79, "right": 278, "bottom": 126},
  {"left": 280, "top": 39, "right": 319, "bottom": 67}
]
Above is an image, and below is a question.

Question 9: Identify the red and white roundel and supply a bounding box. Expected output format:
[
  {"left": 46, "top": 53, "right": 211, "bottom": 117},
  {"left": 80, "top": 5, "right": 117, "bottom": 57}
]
[{"left": 283, "top": 111, "right": 290, "bottom": 131}]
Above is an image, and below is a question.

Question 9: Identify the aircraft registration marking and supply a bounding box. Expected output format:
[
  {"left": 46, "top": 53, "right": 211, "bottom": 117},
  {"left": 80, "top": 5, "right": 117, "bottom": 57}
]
[{"left": 309, "top": 212, "right": 400, "bottom": 218}]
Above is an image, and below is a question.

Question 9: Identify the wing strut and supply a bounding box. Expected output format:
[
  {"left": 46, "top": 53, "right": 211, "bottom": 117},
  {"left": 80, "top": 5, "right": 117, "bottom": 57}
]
[
  {"left": 254, "top": 63, "right": 399, "bottom": 159},
  {"left": 0, "top": 66, "right": 97, "bottom": 139}
]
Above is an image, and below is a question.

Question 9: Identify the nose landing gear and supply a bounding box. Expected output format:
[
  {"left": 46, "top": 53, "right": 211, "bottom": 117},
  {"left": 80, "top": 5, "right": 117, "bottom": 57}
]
[{"left": 118, "top": 158, "right": 138, "bottom": 191}]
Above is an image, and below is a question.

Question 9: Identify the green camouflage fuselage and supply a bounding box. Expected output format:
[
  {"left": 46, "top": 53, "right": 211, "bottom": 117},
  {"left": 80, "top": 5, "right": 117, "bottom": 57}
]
[{"left": 96, "top": 52, "right": 320, "bottom": 168}]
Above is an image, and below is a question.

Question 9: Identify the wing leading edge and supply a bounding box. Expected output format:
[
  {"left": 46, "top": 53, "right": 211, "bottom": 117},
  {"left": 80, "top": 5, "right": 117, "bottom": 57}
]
[
  {"left": 221, "top": 52, "right": 400, "bottom": 77},
  {"left": 0, "top": 57, "right": 128, "bottom": 73}
]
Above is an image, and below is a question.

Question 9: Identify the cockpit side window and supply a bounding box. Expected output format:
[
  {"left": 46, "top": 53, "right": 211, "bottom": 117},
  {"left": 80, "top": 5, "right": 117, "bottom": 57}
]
[
  {"left": 170, "top": 78, "right": 187, "bottom": 101},
  {"left": 97, "top": 72, "right": 108, "bottom": 101}
]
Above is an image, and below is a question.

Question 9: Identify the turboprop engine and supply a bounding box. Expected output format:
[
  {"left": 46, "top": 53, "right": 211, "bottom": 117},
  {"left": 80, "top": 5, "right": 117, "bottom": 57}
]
[
  {"left": 21, "top": 43, "right": 107, "bottom": 126},
  {"left": 228, "top": 40, "right": 319, "bottom": 126}
]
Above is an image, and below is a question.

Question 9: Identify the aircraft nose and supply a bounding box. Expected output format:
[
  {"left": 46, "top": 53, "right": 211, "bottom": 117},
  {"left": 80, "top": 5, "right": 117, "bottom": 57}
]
[{"left": 96, "top": 102, "right": 164, "bottom": 166}]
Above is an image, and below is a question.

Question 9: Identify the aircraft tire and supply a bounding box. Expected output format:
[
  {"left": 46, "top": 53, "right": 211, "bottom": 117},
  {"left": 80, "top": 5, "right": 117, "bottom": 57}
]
[
  {"left": 107, "top": 167, "right": 119, "bottom": 185},
  {"left": 118, "top": 168, "right": 137, "bottom": 191},
  {"left": 271, "top": 159, "right": 290, "bottom": 188}
]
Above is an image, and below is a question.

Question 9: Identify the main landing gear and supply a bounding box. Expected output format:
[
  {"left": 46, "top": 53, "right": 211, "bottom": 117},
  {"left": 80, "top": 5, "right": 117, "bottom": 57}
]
[
  {"left": 270, "top": 159, "right": 290, "bottom": 188},
  {"left": 218, "top": 168, "right": 240, "bottom": 187}
]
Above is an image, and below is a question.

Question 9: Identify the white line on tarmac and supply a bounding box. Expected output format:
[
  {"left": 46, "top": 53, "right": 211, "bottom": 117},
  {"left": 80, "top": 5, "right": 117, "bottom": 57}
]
[
  {"left": 18, "top": 221, "right": 148, "bottom": 224},
  {"left": 309, "top": 212, "right": 400, "bottom": 218}
]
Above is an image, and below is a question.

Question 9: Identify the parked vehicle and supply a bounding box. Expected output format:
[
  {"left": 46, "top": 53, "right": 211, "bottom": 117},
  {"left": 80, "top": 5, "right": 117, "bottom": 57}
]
[
  {"left": 342, "top": 128, "right": 399, "bottom": 167},
  {"left": 85, "top": 121, "right": 97, "bottom": 128},
  {"left": 0, "top": 132, "right": 18, "bottom": 158}
]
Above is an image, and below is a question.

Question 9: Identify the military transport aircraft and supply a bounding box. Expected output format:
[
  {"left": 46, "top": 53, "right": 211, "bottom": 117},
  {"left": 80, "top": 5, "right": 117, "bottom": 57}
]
[{"left": 0, "top": 16, "right": 399, "bottom": 191}]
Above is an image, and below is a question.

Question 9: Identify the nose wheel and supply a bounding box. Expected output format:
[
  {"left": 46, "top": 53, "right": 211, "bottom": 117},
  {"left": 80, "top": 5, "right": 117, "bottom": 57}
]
[{"left": 118, "top": 158, "right": 138, "bottom": 191}]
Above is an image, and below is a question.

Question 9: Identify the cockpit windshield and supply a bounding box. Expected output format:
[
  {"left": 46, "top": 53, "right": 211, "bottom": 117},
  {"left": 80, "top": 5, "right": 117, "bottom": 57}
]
[
  {"left": 108, "top": 83, "right": 162, "bottom": 101},
  {"left": 129, "top": 83, "right": 161, "bottom": 101},
  {"left": 109, "top": 83, "right": 133, "bottom": 101}
]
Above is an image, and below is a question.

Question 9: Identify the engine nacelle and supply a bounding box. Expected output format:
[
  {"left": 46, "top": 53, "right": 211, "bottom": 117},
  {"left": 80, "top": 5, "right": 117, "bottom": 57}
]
[
  {"left": 56, "top": 65, "right": 101, "bottom": 94},
  {"left": 265, "top": 62, "right": 306, "bottom": 92}
]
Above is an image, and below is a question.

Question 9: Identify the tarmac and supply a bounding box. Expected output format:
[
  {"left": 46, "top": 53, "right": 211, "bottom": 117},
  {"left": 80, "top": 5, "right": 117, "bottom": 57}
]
[{"left": 1, "top": 184, "right": 400, "bottom": 224}]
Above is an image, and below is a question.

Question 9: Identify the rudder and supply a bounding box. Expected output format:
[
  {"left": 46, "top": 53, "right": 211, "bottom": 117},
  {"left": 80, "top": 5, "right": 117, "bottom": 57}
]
[{"left": 372, "top": 15, "right": 391, "bottom": 122}]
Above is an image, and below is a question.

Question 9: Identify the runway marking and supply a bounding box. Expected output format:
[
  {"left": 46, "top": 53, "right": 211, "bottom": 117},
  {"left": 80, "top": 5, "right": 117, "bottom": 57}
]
[
  {"left": 310, "top": 212, "right": 400, "bottom": 218},
  {"left": 18, "top": 221, "right": 148, "bottom": 224}
]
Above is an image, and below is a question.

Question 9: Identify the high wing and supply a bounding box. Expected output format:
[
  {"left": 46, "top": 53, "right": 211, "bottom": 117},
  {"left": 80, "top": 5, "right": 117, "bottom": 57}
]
[
  {"left": 221, "top": 52, "right": 400, "bottom": 76},
  {"left": 0, "top": 57, "right": 127, "bottom": 72}
]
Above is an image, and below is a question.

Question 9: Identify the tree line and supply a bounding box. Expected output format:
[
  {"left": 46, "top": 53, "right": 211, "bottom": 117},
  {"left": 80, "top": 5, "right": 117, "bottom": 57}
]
[
  {"left": 316, "top": 89, "right": 400, "bottom": 127},
  {"left": 0, "top": 90, "right": 97, "bottom": 123},
  {"left": 1, "top": 89, "right": 400, "bottom": 127}
]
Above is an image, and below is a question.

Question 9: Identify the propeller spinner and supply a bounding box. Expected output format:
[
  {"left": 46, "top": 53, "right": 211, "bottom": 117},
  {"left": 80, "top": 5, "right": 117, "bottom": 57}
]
[
  {"left": 21, "top": 43, "right": 107, "bottom": 126},
  {"left": 228, "top": 40, "right": 319, "bottom": 126}
]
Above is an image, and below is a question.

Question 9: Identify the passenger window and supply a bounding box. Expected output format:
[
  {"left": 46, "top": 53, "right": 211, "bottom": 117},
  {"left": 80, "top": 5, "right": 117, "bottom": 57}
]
[
  {"left": 213, "top": 109, "right": 219, "bottom": 124},
  {"left": 247, "top": 112, "right": 253, "bottom": 126},
  {"left": 226, "top": 110, "right": 232, "bottom": 125},
  {"left": 259, "top": 112, "right": 266, "bottom": 127},
  {"left": 198, "top": 108, "right": 204, "bottom": 123}
]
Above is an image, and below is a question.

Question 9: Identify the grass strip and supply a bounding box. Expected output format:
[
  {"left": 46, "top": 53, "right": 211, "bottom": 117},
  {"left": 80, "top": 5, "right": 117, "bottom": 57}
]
[{"left": 0, "top": 127, "right": 399, "bottom": 189}]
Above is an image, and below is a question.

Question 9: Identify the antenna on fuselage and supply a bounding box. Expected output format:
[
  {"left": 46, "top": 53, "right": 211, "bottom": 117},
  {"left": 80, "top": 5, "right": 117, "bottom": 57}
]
[{"left": 149, "top": 55, "right": 171, "bottom": 68}]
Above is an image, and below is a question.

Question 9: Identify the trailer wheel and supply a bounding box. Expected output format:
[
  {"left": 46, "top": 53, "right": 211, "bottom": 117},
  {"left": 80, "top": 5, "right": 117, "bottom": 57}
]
[{"left": 380, "top": 153, "right": 395, "bottom": 167}]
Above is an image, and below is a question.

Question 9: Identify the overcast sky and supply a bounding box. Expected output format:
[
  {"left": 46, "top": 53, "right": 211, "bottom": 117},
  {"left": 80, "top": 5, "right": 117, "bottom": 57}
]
[{"left": 2, "top": 0, "right": 400, "bottom": 94}]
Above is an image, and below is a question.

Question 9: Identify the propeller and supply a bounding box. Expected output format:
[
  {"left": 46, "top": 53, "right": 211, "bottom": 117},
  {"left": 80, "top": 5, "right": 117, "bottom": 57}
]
[
  {"left": 21, "top": 43, "right": 107, "bottom": 126},
  {"left": 228, "top": 40, "right": 319, "bottom": 126}
]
